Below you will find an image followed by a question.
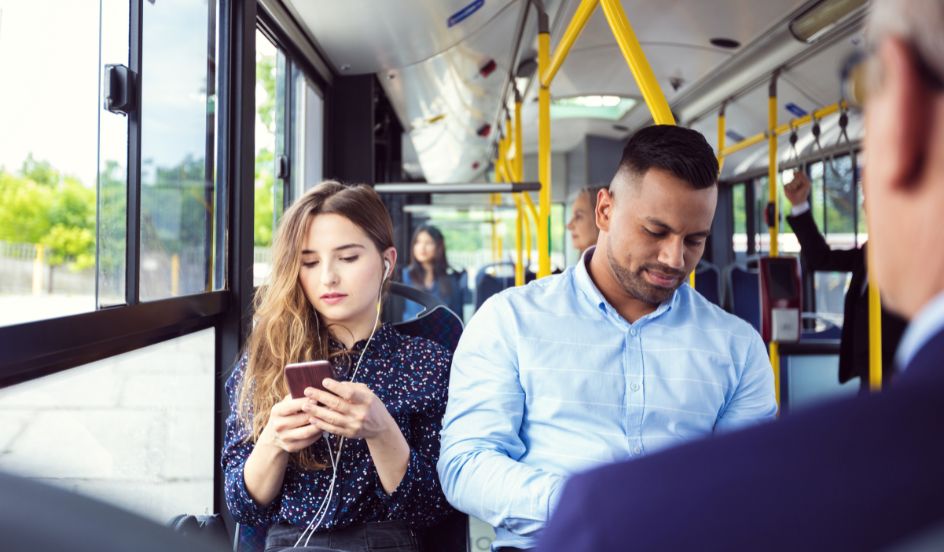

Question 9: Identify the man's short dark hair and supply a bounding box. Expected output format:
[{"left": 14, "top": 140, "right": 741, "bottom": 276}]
[{"left": 617, "top": 125, "right": 718, "bottom": 189}]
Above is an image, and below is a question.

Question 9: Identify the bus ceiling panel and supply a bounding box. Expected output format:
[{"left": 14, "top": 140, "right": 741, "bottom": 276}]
[
  {"left": 283, "top": 0, "right": 518, "bottom": 75},
  {"left": 517, "top": 108, "right": 626, "bottom": 155},
  {"left": 544, "top": 42, "right": 730, "bottom": 104},
  {"left": 551, "top": 0, "right": 809, "bottom": 55},
  {"left": 377, "top": 0, "right": 566, "bottom": 183},
  {"left": 545, "top": 0, "right": 806, "bottom": 100},
  {"left": 616, "top": 0, "right": 865, "bottom": 130}
]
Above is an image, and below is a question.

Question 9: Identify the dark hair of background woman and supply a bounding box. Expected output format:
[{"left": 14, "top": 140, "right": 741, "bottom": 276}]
[{"left": 407, "top": 225, "right": 453, "bottom": 296}]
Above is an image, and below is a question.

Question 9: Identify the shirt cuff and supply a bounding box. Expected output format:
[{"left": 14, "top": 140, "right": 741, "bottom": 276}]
[
  {"left": 790, "top": 201, "right": 810, "bottom": 216},
  {"left": 228, "top": 460, "right": 279, "bottom": 526},
  {"left": 373, "top": 449, "right": 418, "bottom": 511}
]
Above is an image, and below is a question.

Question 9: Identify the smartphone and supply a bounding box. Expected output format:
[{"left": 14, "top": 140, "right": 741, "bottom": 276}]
[{"left": 284, "top": 360, "right": 333, "bottom": 399}]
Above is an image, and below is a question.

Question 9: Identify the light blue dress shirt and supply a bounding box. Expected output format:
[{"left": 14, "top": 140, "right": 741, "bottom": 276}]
[
  {"left": 437, "top": 249, "right": 777, "bottom": 550},
  {"left": 895, "top": 291, "right": 944, "bottom": 369}
]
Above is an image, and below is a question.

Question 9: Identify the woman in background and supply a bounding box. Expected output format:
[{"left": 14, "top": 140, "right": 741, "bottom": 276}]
[
  {"left": 566, "top": 186, "right": 607, "bottom": 257},
  {"left": 401, "top": 225, "right": 465, "bottom": 320}
]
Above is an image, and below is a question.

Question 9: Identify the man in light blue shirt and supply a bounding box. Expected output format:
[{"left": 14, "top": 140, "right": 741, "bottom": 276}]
[{"left": 437, "top": 125, "right": 777, "bottom": 551}]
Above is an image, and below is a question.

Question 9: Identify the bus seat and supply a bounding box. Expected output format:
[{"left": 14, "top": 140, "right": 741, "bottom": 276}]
[
  {"left": 729, "top": 265, "right": 761, "bottom": 332},
  {"left": 694, "top": 261, "right": 722, "bottom": 306},
  {"left": 226, "top": 283, "right": 469, "bottom": 552},
  {"left": 391, "top": 287, "right": 469, "bottom": 552},
  {"left": 474, "top": 262, "right": 516, "bottom": 309},
  {"left": 0, "top": 471, "right": 225, "bottom": 552}
]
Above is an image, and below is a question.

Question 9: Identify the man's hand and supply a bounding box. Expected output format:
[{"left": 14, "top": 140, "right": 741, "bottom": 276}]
[{"left": 784, "top": 172, "right": 812, "bottom": 206}]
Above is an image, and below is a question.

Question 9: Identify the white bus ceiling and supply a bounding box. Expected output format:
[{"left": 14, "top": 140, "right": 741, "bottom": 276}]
[{"left": 284, "top": 0, "right": 867, "bottom": 183}]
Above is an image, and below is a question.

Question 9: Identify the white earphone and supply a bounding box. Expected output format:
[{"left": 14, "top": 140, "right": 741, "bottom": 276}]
[{"left": 297, "top": 255, "right": 391, "bottom": 547}]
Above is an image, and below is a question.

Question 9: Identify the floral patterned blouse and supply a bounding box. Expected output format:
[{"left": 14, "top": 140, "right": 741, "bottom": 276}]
[{"left": 222, "top": 324, "right": 452, "bottom": 531}]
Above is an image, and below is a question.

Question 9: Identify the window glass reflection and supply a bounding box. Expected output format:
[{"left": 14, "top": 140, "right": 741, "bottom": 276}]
[{"left": 139, "top": 0, "right": 217, "bottom": 300}]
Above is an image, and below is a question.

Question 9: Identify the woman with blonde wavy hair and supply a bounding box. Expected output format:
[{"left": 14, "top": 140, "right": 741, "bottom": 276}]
[{"left": 221, "top": 181, "right": 452, "bottom": 552}]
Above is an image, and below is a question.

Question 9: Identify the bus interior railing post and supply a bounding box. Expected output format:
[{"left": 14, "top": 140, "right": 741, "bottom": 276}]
[{"left": 768, "top": 71, "right": 781, "bottom": 408}]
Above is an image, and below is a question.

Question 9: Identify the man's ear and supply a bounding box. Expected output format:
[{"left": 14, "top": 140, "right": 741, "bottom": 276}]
[
  {"left": 596, "top": 187, "right": 613, "bottom": 232},
  {"left": 878, "top": 37, "right": 933, "bottom": 190}
]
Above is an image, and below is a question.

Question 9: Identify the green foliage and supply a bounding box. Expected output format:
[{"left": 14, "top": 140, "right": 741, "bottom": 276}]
[
  {"left": 0, "top": 170, "right": 54, "bottom": 243},
  {"left": 255, "top": 147, "right": 275, "bottom": 246},
  {"left": 0, "top": 156, "right": 96, "bottom": 270},
  {"left": 42, "top": 225, "right": 95, "bottom": 270},
  {"left": 253, "top": 51, "right": 278, "bottom": 247},
  {"left": 256, "top": 55, "right": 277, "bottom": 135}
]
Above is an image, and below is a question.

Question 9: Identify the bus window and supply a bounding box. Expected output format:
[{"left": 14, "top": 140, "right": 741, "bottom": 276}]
[
  {"left": 0, "top": 1, "right": 124, "bottom": 326},
  {"left": 253, "top": 31, "right": 284, "bottom": 287},
  {"left": 823, "top": 154, "right": 856, "bottom": 248},
  {"left": 807, "top": 155, "right": 857, "bottom": 328},
  {"left": 732, "top": 182, "right": 748, "bottom": 256},
  {"left": 253, "top": 29, "right": 324, "bottom": 288},
  {"left": 0, "top": 328, "right": 215, "bottom": 522},
  {"left": 139, "top": 0, "right": 219, "bottom": 301}
]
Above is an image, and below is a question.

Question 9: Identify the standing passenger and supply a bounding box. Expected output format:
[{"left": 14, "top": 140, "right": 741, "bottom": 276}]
[
  {"left": 540, "top": 1, "right": 944, "bottom": 549},
  {"left": 222, "top": 182, "right": 451, "bottom": 552},
  {"left": 784, "top": 171, "right": 907, "bottom": 391},
  {"left": 438, "top": 125, "right": 777, "bottom": 552}
]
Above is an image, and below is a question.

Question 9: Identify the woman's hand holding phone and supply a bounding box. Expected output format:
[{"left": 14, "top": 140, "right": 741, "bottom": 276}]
[
  {"left": 260, "top": 394, "right": 324, "bottom": 454},
  {"left": 303, "top": 380, "right": 395, "bottom": 441}
]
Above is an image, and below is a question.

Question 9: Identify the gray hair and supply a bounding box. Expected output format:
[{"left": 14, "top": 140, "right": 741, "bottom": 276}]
[{"left": 868, "top": 0, "right": 944, "bottom": 85}]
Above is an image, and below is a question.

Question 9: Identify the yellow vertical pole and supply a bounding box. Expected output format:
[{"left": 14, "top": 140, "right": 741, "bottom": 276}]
[
  {"left": 523, "top": 193, "right": 534, "bottom": 266},
  {"left": 599, "top": 0, "right": 675, "bottom": 125},
  {"left": 768, "top": 80, "right": 780, "bottom": 258},
  {"left": 717, "top": 102, "right": 726, "bottom": 175},
  {"left": 32, "top": 243, "right": 45, "bottom": 295},
  {"left": 867, "top": 246, "right": 883, "bottom": 391},
  {"left": 512, "top": 101, "right": 525, "bottom": 286},
  {"left": 493, "top": 137, "right": 507, "bottom": 263},
  {"left": 171, "top": 253, "right": 180, "bottom": 296},
  {"left": 768, "top": 73, "right": 781, "bottom": 408},
  {"left": 537, "top": 21, "right": 552, "bottom": 278},
  {"left": 513, "top": 195, "right": 525, "bottom": 286}
]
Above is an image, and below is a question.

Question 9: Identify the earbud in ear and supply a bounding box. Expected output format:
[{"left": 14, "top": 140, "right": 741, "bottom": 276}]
[{"left": 383, "top": 260, "right": 391, "bottom": 279}]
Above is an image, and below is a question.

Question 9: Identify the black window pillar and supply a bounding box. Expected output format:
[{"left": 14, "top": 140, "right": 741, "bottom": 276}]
[
  {"left": 326, "top": 75, "right": 376, "bottom": 184},
  {"left": 214, "top": 0, "right": 255, "bottom": 531}
]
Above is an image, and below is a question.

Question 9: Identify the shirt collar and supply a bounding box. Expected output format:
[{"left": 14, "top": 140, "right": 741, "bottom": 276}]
[
  {"left": 328, "top": 323, "right": 398, "bottom": 357},
  {"left": 574, "top": 246, "right": 678, "bottom": 323},
  {"left": 895, "top": 291, "right": 944, "bottom": 370}
]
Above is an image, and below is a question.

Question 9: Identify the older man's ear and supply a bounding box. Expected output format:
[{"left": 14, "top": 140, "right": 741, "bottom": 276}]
[{"left": 873, "top": 37, "right": 935, "bottom": 191}]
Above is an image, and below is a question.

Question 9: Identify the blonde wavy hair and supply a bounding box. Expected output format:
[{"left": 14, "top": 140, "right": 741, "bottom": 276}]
[{"left": 236, "top": 181, "right": 394, "bottom": 469}]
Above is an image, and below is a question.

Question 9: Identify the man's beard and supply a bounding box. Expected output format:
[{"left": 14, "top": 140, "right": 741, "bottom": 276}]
[{"left": 606, "top": 240, "right": 684, "bottom": 306}]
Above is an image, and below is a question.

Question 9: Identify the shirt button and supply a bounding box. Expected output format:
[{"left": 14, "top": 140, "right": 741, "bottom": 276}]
[
  {"left": 629, "top": 328, "right": 638, "bottom": 336},
  {"left": 631, "top": 382, "right": 640, "bottom": 392},
  {"left": 633, "top": 446, "right": 642, "bottom": 455}
]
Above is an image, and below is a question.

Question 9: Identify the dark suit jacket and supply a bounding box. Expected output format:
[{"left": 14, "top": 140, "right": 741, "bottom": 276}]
[
  {"left": 787, "top": 210, "right": 907, "bottom": 386},
  {"left": 538, "top": 329, "right": 944, "bottom": 552}
]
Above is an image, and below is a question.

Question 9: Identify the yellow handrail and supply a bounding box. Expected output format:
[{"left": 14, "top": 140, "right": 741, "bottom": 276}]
[
  {"left": 599, "top": 0, "right": 675, "bottom": 125},
  {"left": 719, "top": 101, "right": 846, "bottom": 159},
  {"left": 540, "top": 0, "right": 599, "bottom": 87},
  {"left": 535, "top": 0, "right": 681, "bottom": 281}
]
